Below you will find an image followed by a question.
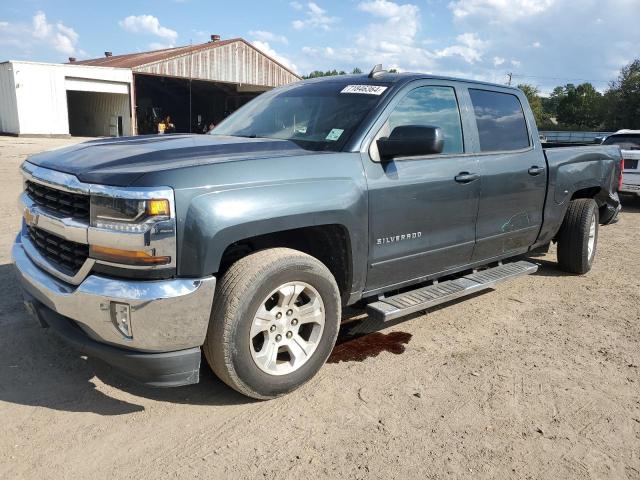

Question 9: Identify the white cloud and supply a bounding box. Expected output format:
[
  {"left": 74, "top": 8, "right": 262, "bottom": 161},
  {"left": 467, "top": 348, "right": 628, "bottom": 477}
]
[
  {"left": 30, "top": 11, "right": 80, "bottom": 55},
  {"left": 148, "top": 42, "right": 175, "bottom": 50},
  {"left": 249, "top": 30, "right": 288, "bottom": 44},
  {"left": 442, "top": 0, "right": 640, "bottom": 92},
  {"left": 356, "top": 0, "right": 425, "bottom": 58},
  {"left": 32, "top": 11, "right": 52, "bottom": 39},
  {"left": 290, "top": 1, "right": 304, "bottom": 10},
  {"left": 449, "top": 0, "right": 555, "bottom": 21},
  {"left": 119, "top": 15, "right": 178, "bottom": 43},
  {"left": 493, "top": 56, "right": 505, "bottom": 66},
  {"left": 252, "top": 40, "right": 298, "bottom": 72},
  {"left": 298, "top": 1, "right": 434, "bottom": 74},
  {"left": 435, "top": 32, "right": 488, "bottom": 63},
  {"left": 292, "top": 2, "right": 338, "bottom": 31}
]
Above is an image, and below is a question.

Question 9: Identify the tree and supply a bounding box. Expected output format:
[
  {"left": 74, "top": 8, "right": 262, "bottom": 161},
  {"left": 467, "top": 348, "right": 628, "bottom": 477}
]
[
  {"left": 603, "top": 59, "right": 640, "bottom": 130},
  {"left": 351, "top": 67, "right": 362, "bottom": 74},
  {"left": 541, "top": 86, "right": 565, "bottom": 119},
  {"left": 517, "top": 83, "right": 552, "bottom": 128},
  {"left": 301, "top": 69, "right": 347, "bottom": 79},
  {"left": 555, "top": 83, "right": 604, "bottom": 129}
]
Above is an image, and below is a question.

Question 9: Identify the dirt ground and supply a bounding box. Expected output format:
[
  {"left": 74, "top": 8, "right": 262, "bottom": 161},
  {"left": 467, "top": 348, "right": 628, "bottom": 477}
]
[{"left": 0, "top": 136, "right": 639, "bottom": 480}]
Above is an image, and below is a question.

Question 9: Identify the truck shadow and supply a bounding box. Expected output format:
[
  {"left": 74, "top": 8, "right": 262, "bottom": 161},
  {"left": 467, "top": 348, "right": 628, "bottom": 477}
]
[
  {"left": 0, "top": 261, "right": 494, "bottom": 415},
  {"left": 0, "top": 263, "right": 252, "bottom": 415},
  {"left": 620, "top": 194, "right": 640, "bottom": 213}
]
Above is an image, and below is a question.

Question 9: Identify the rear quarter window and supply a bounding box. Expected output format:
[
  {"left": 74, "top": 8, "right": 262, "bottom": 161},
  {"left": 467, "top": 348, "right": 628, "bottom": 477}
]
[
  {"left": 469, "top": 89, "right": 530, "bottom": 152},
  {"left": 602, "top": 134, "right": 640, "bottom": 150}
]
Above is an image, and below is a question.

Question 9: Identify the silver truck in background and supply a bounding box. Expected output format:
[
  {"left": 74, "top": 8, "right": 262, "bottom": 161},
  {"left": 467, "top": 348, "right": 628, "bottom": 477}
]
[{"left": 603, "top": 130, "right": 640, "bottom": 195}]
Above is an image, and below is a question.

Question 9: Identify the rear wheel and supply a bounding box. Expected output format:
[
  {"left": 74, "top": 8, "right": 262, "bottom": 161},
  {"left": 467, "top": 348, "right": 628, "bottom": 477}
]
[
  {"left": 203, "top": 248, "right": 341, "bottom": 399},
  {"left": 557, "top": 198, "right": 599, "bottom": 274}
]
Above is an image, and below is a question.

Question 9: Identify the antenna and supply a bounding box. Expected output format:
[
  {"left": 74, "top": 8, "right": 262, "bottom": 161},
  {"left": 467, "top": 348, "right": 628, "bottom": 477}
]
[
  {"left": 507, "top": 72, "right": 513, "bottom": 86},
  {"left": 368, "top": 64, "right": 386, "bottom": 78}
]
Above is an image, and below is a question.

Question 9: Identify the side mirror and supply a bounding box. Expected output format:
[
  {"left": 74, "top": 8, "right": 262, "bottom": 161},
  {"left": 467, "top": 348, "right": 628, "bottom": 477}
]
[{"left": 377, "top": 125, "right": 444, "bottom": 161}]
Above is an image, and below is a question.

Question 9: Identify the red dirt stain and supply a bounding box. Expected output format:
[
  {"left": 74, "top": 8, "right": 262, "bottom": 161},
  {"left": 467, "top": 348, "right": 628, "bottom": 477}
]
[{"left": 327, "top": 331, "right": 412, "bottom": 363}]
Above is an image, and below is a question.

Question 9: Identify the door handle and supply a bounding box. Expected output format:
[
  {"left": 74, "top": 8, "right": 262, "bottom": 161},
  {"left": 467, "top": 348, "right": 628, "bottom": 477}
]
[
  {"left": 454, "top": 172, "right": 479, "bottom": 183},
  {"left": 528, "top": 166, "right": 545, "bottom": 176}
]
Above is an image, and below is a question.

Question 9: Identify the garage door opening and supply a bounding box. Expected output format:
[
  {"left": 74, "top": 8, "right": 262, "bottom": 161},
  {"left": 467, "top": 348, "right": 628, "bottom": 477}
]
[
  {"left": 134, "top": 74, "right": 265, "bottom": 135},
  {"left": 67, "top": 90, "right": 131, "bottom": 137}
]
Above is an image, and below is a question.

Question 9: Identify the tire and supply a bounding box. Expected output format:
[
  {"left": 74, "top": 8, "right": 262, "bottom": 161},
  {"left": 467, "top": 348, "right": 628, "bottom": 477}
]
[
  {"left": 203, "top": 248, "right": 341, "bottom": 400},
  {"left": 556, "top": 198, "right": 599, "bottom": 274}
]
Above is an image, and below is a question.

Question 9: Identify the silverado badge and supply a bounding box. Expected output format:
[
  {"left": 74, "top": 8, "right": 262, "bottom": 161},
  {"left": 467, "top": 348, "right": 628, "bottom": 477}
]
[{"left": 376, "top": 232, "right": 422, "bottom": 245}]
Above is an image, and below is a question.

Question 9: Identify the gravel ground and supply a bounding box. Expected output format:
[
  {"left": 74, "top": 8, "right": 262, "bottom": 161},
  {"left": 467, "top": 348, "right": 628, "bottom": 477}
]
[{"left": 1, "top": 136, "right": 639, "bottom": 480}]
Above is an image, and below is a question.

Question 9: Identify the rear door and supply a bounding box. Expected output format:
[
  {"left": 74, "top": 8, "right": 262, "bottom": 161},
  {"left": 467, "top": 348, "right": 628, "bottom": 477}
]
[
  {"left": 464, "top": 87, "right": 547, "bottom": 261},
  {"left": 361, "top": 81, "right": 481, "bottom": 293}
]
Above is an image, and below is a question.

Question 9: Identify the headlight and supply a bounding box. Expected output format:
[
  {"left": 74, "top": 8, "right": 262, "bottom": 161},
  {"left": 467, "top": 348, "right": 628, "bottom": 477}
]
[
  {"left": 88, "top": 190, "right": 175, "bottom": 268},
  {"left": 91, "top": 196, "right": 170, "bottom": 232}
]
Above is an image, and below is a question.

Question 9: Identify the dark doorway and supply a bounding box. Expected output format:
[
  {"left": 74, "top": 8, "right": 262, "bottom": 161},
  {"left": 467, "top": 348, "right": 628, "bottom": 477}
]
[
  {"left": 134, "top": 74, "right": 262, "bottom": 135},
  {"left": 67, "top": 90, "right": 131, "bottom": 137}
]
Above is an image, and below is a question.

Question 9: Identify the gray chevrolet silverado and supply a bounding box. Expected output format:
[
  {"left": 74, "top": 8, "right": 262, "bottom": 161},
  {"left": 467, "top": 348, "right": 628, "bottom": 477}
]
[{"left": 13, "top": 69, "right": 622, "bottom": 399}]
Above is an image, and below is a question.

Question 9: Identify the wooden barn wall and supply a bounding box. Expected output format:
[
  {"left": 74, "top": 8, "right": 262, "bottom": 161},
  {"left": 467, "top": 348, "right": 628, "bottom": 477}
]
[{"left": 132, "top": 41, "right": 299, "bottom": 87}]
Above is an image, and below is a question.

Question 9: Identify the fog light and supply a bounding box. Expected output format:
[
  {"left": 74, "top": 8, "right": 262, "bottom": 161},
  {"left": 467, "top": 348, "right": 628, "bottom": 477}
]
[{"left": 110, "top": 302, "right": 132, "bottom": 338}]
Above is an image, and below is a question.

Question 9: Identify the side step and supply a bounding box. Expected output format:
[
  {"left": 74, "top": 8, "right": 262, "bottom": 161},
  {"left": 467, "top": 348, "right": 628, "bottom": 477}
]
[{"left": 366, "top": 260, "right": 538, "bottom": 322}]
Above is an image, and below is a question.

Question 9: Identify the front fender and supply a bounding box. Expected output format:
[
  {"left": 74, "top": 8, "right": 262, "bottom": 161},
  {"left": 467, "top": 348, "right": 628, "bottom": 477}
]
[{"left": 173, "top": 153, "right": 368, "bottom": 295}]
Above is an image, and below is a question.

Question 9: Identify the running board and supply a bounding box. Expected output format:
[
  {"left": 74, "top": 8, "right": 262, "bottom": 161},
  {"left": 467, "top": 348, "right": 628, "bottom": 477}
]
[{"left": 366, "top": 260, "right": 538, "bottom": 322}]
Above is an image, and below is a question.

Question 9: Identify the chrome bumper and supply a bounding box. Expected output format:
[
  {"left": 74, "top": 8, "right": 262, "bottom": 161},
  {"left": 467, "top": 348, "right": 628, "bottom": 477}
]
[{"left": 12, "top": 235, "right": 216, "bottom": 352}]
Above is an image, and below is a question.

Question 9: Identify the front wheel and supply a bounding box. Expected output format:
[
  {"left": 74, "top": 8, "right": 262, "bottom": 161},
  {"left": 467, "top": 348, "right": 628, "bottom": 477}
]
[
  {"left": 556, "top": 198, "right": 599, "bottom": 274},
  {"left": 203, "top": 248, "right": 341, "bottom": 399}
]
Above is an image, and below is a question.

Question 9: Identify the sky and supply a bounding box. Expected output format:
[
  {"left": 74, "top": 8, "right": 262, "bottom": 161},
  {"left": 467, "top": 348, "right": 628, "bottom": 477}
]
[{"left": 1, "top": 0, "right": 638, "bottom": 94}]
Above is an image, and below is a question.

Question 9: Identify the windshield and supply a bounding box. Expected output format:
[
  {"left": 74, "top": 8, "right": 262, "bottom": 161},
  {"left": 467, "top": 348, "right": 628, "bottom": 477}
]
[
  {"left": 602, "top": 134, "right": 640, "bottom": 150},
  {"left": 211, "top": 81, "right": 390, "bottom": 151}
]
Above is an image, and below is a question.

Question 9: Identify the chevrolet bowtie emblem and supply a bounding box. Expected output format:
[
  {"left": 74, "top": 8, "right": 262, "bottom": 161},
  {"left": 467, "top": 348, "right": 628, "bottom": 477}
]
[{"left": 23, "top": 207, "right": 38, "bottom": 227}]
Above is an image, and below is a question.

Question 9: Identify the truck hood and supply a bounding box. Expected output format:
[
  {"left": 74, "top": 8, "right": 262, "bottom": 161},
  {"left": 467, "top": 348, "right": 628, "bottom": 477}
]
[{"left": 26, "top": 134, "right": 314, "bottom": 186}]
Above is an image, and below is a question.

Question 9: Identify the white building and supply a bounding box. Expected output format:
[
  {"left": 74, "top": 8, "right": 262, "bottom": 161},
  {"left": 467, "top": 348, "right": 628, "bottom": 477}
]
[
  {"left": 0, "top": 61, "right": 133, "bottom": 137},
  {"left": 0, "top": 37, "right": 300, "bottom": 137}
]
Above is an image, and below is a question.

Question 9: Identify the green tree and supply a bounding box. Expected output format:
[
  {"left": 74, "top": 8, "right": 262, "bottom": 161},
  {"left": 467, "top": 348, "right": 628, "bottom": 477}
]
[
  {"left": 603, "top": 59, "right": 640, "bottom": 130},
  {"left": 541, "top": 86, "right": 565, "bottom": 119},
  {"left": 351, "top": 67, "right": 362, "bottom": 74},
  {"left": 556, "top": 83, "right": 604, "bottom": 129},
  {"left": 302, "top": 69, "right": 347, "bottom": 79},
  {"left": 517, "top": 83, "right": 551, "bottom": 128}
]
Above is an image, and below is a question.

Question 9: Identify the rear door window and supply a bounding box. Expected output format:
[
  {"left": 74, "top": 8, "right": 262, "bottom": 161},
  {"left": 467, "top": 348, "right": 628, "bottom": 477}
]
[{"left": 469, "top": 89, "right": 530, "bottom": 152}]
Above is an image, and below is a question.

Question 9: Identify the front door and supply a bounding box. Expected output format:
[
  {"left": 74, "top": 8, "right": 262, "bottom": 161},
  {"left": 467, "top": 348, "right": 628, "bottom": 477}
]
[{"left": 362, "top": 84, "right": 481, "bottom": 293}]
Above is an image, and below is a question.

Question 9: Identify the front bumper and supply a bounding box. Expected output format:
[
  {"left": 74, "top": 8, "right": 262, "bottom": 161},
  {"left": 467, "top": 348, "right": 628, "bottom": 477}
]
[
  {"left": 12, "top": 235, "right": 216, "bottom": 385},
  {"left": 26, "top": 297, "right": 204, "bottom": 387}
]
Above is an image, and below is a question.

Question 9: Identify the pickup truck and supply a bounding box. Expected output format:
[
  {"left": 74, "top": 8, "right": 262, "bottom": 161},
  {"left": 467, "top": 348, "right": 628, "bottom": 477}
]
[
  {"left": 12, "top": 69, "right": 622, "bottom": 399},
  {"left": 601, "top": 129, "right": 640, "bottom": 196}
]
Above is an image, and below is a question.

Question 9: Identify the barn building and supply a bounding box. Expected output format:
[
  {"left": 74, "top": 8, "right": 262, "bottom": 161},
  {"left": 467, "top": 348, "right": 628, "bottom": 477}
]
[{"left": 0, "top": 36, "right": 300, "bottom": 137}]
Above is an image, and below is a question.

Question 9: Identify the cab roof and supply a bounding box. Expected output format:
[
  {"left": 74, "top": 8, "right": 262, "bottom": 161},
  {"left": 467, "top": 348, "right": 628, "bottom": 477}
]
[{"left": 302, "top": 71, "right": 520, "bottom": 92}]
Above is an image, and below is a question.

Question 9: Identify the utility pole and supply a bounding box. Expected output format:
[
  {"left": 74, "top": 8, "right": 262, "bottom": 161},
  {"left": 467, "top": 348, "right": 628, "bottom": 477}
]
[{"left": 507, "top": 72, "right": 513, "bottom": 86}]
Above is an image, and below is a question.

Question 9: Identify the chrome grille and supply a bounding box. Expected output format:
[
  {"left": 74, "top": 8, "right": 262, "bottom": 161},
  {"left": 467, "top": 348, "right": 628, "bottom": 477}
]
[
  {"left": 27, "top": 226, "right": 89, "bottom": 275},
  {"left": 25, "top": 181, "right": 90, "bottom": 220}
]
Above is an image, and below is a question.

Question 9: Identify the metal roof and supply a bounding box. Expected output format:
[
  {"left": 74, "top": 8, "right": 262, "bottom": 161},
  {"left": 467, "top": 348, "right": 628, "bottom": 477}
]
[{"left": 72, "top": 38, "right": 300, "bottom": 79}]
